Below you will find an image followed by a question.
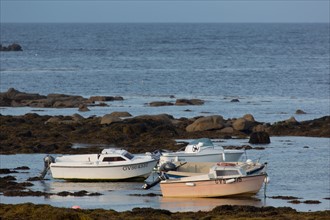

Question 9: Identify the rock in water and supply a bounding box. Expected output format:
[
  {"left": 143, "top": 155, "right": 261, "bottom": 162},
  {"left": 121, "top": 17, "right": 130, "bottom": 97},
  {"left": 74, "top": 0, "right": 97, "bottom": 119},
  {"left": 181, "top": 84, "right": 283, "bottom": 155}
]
[{"left": 249, "top": 131, "right": 270, "bottom": 144}]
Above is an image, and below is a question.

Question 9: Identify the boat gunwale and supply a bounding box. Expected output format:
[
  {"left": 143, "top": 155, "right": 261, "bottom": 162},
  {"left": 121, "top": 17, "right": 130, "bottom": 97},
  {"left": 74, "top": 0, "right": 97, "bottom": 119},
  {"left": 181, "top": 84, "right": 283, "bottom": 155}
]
[
  {"left": 50, "top": 158, "right": 158, "bottom": 168},
  {"left": 160, "top": 173, "right": 267, "bottom": 185}
]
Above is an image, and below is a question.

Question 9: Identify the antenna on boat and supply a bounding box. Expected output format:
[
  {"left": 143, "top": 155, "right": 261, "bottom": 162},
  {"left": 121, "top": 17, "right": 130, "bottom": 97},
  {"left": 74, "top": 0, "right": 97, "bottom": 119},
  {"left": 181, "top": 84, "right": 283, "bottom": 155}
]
[{"left": 39, "top": 155, "right": 55, "bottom": 180}]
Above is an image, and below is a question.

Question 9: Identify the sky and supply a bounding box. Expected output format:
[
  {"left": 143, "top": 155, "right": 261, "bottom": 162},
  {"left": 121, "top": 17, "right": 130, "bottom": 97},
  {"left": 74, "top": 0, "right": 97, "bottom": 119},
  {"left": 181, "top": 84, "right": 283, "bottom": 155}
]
[{"left": 0, "top": 1, "right": 329, "bottom": 23}]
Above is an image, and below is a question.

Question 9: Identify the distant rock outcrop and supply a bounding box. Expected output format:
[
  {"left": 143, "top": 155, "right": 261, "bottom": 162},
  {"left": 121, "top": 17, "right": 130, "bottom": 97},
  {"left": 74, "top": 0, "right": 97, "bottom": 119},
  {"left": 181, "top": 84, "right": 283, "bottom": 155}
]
[
  {"left": 0, "top": 43, "right": 23, "bottom": 51},
  {"left": 0, "top": 88, "right": 121, "bottom": 108},
  {"left": 175, "top": 99, "right": 204, "bottom": 106}
]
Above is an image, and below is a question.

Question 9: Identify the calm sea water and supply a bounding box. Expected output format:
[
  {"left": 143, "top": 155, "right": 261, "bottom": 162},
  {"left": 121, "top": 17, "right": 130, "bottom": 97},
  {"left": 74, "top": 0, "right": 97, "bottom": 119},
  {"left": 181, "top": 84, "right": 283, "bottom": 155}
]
[
  {"left": 1, "top": 137, "right": 329, "bottom": 212},
  {"left": 0, "top": 23, "right": 329, "bottom": 122}
]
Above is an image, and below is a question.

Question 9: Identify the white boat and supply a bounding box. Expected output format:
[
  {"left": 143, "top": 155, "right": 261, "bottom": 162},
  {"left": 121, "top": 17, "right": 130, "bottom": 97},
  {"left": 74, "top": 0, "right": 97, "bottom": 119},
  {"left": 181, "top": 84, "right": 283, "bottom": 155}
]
[
  {"left": 47, "top": 148, "right": 158, "bottom": 181},
  {"left": 158, "top": 138, "right": 244, "bottom": 166},
  {"left": 165, "top": 160, "right": 267, "bottom": 178},
  {"left": 159, "top": 161, "right": 268, "bottom": 198}
]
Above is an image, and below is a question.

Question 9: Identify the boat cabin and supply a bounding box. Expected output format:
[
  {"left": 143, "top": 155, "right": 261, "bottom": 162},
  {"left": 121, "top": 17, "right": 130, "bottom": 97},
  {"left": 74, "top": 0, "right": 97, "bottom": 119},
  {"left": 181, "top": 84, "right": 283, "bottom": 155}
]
[
  {"left": 100, "top": 149, "right": 134, "bottom": 162},
  {"left": 208, "top": 163, "right": 246, "bottom": 179},
  {"left": 184, "top": 138, "right": 223, "bottom": 153}
]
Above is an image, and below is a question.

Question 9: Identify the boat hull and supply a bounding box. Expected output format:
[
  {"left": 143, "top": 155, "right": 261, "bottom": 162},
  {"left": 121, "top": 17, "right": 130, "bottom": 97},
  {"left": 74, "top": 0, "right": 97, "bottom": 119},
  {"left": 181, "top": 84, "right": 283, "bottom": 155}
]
[
  {"left": 50, "top": 160, "right": 158, "bottom": 181},
  {"left": 160, "top": 174, "right": 266, "bottom": 198}
]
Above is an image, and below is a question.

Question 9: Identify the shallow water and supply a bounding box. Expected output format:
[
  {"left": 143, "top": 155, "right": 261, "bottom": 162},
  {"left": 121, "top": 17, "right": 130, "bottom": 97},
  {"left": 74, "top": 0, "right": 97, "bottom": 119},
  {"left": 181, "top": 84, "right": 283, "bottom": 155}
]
[{"left": 1, "top": 136, "right": 329, "bottom": 212}]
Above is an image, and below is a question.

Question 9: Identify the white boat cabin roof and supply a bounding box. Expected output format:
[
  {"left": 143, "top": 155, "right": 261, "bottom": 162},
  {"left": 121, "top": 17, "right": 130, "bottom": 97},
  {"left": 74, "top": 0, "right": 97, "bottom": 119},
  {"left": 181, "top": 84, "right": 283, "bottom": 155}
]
[
  {"left": 100, "top": 148, "right": 135, "bottom": 161},
  {"left": 185, "top": 138, "right": 224, "bottom": 153}
]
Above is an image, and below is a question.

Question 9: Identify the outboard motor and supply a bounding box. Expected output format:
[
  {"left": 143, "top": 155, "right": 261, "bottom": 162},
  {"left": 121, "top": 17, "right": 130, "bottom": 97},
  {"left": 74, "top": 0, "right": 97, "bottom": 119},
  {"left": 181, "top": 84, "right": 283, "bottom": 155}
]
[
  {"left": 159, "top": 162, "right": 177, "bottom": 172},
  {"left": 39, "top": 155, "right": 55, "bottom": 179},
  {"left": 142, "top": 172, "right": 169, "bottom": 190}
]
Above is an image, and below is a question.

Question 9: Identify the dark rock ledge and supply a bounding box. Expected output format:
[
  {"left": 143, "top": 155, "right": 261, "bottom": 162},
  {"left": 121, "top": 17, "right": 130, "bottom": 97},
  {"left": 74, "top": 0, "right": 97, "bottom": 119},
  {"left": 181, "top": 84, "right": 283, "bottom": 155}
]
[
  {"left": 0, "top": 43, "right": 23, "bottom": 51},
  {"left": 0, "top": 88, "right": 123, "bottom": 108}
]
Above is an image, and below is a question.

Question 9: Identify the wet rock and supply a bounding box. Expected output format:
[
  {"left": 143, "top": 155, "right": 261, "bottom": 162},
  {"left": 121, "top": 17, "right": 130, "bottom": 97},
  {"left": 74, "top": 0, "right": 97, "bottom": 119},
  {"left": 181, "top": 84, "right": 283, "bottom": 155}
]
[
  {"left": 13, "top": 166, "right": 30, "bottom": 170},
  {"left": 296, "top": 109, "right": 307, "bottom": 114},
  {"left": 0, "top": 43, "right": 23, "bottom": 51},
  {"left": 27, "top": 177, "right": 43, "bottom": 181},
  {"left": 89, "top": 96, "right": 124, "bottom": 102},
  {"left": 78, "top": 104, "right": 90, "bottom": 112},
  {"left": 230, "top": 99, "right": 240, "bottom": 102},
  {"left": 288, "top": 200, "right": 301, "bottom": 204},
  {"left": 149, "top": 101, "right": 173, "bottom": 107},
  {"left": 71, "top": 113, "right": 84, "bottom": 121},
  {"left": 303, "top": 200, "right": 321, "bottom": 204},
  {"left": 270, "top": 196, "right": 301, "bottom": 200},
  {"left": 232, "top": 118, "right": 254, "bottom": 131},
  {"left": 3, "top": 190, "right": 50, "bottom": 197},
  {"left": 73, "top": 190, "right": 89, "bottom": 197},
  {"left": 44, "top": 116, "right": 61, "bottom": 124},
  {"left": 0, "top": 169, "right": 18, "bottom": 174},
  {"left": 243, "top": 114, "right": 255, "bottom": 122},
  {"left": 0, "top": 89, "right": 99, "bottom": 108},
  {"left": 285, "top": 116, "right": 299, "bottom": 125},
  {"left": 0, "top": 88, "right": 46, "bottom": 107},
  {"left": 129, "top": 193, "right": 161, "bottom": 197},
  {"left": 134, "top": 114, "right": 174, "bottom": 123},
  {"left": 100, "top": 114, "right": 122, "bottom": 125},
  {"left": 186, "top": 115, "right": 225, "bottom": 132},
  {"left": 175, "top": 99, "right": 204, "bottom": 106},
  {"left": 108, "top": 111, "right": 132, "bottom": 117},
  {"left": 57, "top": 190, "right": 102, "bottom": 197},
  {"left": 218, "top": 127, "right": 234, "bottom": 134},
  {"left": 252, "top": 124, "right": 267, "bottom": 132},
  {"left": 249, "top": 131, "right": 271, "bottom": 144}
]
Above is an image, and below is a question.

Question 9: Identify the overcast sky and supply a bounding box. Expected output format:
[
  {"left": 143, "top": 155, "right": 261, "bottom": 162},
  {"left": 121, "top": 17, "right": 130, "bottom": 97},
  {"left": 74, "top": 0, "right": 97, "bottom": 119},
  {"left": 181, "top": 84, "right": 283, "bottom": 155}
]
[{"left": 1, "top": 1, "right": 329, "bottom": 23}]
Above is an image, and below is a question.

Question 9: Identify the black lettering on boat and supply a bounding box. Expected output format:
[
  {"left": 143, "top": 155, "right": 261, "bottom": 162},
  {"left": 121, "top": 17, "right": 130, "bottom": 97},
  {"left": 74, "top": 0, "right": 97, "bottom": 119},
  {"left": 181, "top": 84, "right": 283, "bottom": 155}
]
[{"left": 122, "top": 163, "right": 148, "bottom": 171}]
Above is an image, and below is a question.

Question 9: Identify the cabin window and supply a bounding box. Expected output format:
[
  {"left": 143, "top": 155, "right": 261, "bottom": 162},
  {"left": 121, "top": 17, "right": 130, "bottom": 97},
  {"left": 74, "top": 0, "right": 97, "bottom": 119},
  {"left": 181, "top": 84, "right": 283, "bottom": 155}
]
[
  {"left": 123, "top": 152, "right": 134, "bottom": 160},
  {"left": 216, "top": 170, "right": 239, "bottom": 176},
  {"left": 102, "top": 157, "right": 126, "bottom": 162}
]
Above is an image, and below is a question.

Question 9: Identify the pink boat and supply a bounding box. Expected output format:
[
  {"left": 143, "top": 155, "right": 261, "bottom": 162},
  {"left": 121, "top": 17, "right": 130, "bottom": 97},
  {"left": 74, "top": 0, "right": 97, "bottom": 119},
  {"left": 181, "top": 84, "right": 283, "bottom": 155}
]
[{"left": 160, "top": 162, "right": 268, "bottom": 198}]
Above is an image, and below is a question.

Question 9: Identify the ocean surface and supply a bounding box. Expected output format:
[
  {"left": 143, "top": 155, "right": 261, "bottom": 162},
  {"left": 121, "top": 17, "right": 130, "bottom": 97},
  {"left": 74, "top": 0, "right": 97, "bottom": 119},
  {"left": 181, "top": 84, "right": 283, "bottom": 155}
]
[
  {"left": 0, "top": 23, "right": 329, "bottom": 212},
  {"left": 0, "top": 23, "right": 329, "bottom": 122}
]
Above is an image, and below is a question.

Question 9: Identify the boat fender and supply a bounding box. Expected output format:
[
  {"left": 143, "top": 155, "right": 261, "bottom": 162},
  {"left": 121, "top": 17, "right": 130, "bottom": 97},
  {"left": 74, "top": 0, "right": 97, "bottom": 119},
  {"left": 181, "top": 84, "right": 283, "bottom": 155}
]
[
  {"left": 225, "top": 178, "right": 236, "bottom": 184},
  {"left": 185, "top": 182, "right": 195, "bottom": 186},
  {"left": 264, "top": 176, "right": 270, "bottom": 183}
]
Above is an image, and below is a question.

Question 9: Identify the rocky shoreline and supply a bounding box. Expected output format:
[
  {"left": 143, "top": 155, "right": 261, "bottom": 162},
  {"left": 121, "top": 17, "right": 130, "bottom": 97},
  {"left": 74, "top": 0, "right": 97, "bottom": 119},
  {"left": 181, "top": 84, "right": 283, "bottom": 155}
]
[
  {"left": 1, "top": 89, "right": 329, "bottom": 154},
  {"left": 1, "top": 203, "right": 329, "bottom": 220},
  {"left": 1, "top": 112, "right": 329, "bottom": 154}
]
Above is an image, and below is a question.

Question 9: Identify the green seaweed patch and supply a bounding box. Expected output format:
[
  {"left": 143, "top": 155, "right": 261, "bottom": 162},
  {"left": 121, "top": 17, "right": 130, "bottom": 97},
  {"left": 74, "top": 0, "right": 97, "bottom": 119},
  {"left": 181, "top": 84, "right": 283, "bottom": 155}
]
[
  {"left": 270, "top": 195, "right": 302, "bottom": 200},
  {"left": 288, "top": 200, "right": 301, "bottom": 204},
  {"left": 57, "top": 190, "right": 102, "bottom": 197},
  {"left": 128, "top": 193, "right": 162, "bottom": 197},
  {"left": 303, "top": 200, "right": 321, "bottom": 204},
  {"left": 0, "top": 169, "right": 18, "bottom": 174},
  {"left": 14, "top": 166, "right": 30, "bottom": 170}
]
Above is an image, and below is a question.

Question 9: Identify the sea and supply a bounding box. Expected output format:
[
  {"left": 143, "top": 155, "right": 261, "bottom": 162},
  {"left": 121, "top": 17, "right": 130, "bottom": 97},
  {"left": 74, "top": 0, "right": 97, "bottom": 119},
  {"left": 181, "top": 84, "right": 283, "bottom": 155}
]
[{"left": 0, "top": 23, "right": 329, "bottom": 212}]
